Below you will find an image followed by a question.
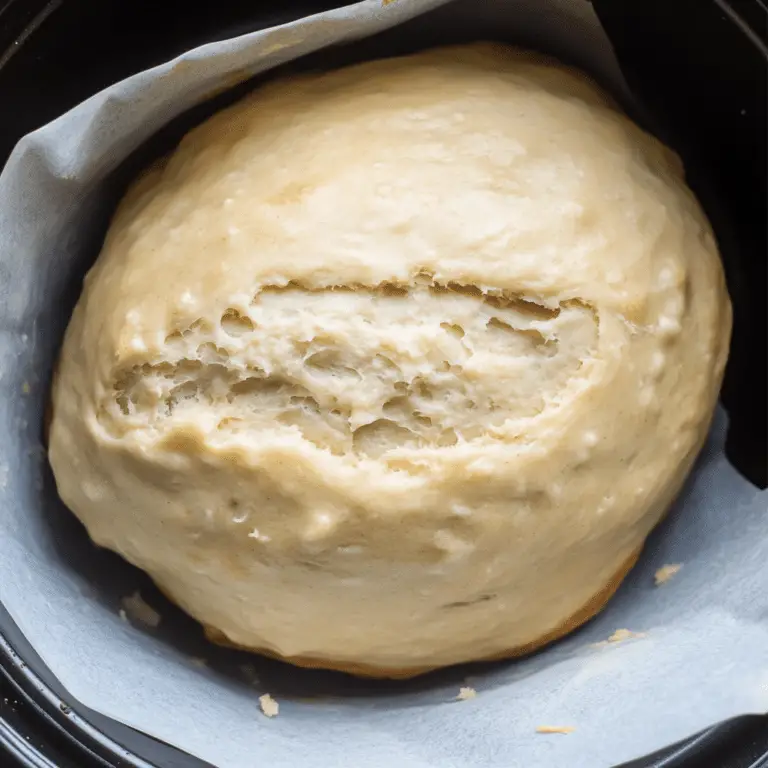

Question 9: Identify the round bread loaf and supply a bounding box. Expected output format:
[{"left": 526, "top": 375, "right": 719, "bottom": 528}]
[{"left": 49, "top": 44, "right": 731, "bottom": 677}]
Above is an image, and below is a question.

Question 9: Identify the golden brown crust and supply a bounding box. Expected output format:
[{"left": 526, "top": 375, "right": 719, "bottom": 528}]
[
  {"left": 50, "top": 44, "right": 728, "bottom": 678},
  {"left": 195, "top": 546, "right": 641, "bottom": 679}
]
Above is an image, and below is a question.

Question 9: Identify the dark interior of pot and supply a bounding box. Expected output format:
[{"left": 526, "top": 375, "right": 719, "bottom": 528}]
[{"left": 0, "top": 1, "right": 765, "bottom": 767}]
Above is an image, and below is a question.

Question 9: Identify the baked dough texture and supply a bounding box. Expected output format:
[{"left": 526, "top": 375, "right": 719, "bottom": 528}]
[{"left": 49, "top": 44, "right": 731, "bottom": 677}]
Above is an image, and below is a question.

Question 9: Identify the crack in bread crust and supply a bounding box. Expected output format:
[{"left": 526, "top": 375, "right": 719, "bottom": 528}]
[{"left": 101, "top": 279, "right": 598, "bottom": 457}]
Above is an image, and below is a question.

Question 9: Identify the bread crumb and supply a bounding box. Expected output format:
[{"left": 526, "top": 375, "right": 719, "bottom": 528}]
[
  {"left": 591, "top": 628, "right": 645, "bottom": 648},
  {"left": 655, "top": 563, "right": 682, "bottom": 585},
  {"left": 189, "top": 657, "right": 208, "bottom": 668},
  {"left": 455, "top": 686, "right": 477, "bottom": 701},
  {"left": 536, "top": 725, "right": 575, "bottom": 734},
  {"left": 120, "top": 591, "right": 161, "bottom": 628},
  {"left": 21, "top": 382, "right": 30, "bottom": 395},
  {"left": 118, "top": 609, "right": 128, "bottom": 623},
  {"left": 259, "top": 693, "right": 279, "bottom": 718}
]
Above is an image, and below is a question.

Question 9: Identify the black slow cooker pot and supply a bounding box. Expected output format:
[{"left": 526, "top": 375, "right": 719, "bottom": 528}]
[{"left": 0, "top": 1, "right": 766, "bottom": 766}]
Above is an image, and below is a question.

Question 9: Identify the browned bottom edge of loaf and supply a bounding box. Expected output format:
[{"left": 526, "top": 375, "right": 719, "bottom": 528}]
[{"left": 192, "top": 546, "right": 642, "bottom": 680}]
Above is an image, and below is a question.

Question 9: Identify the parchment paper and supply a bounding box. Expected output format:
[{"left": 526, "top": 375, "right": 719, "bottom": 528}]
[{"left": 0, "top": 1, "right": 766, "bottom": 767}]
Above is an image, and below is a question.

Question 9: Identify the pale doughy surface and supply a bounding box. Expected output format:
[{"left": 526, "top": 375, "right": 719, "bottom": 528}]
[{"left": 49, "top": 44, "right": 731, "bottom": 676}]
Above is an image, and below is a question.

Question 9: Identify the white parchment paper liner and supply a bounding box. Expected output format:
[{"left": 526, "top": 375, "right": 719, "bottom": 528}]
[{"left": 0, "top": 1, "right": 765, "bottom": 766}]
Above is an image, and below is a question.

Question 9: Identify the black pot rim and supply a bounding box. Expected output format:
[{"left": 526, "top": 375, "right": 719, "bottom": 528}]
[
  {"left": 3, "top": 621, "right": 767, "bottom": 768},
  {"left": 0, "top": 629, "right": 153, "bottom": 768}
]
